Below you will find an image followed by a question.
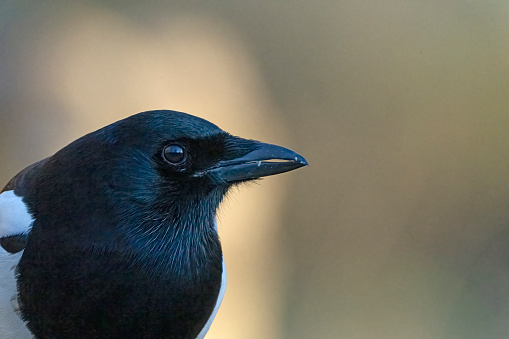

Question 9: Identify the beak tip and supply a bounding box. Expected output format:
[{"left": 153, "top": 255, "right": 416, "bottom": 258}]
[{"left": 295, "top": 154, "right": 308, "bottom": 167}]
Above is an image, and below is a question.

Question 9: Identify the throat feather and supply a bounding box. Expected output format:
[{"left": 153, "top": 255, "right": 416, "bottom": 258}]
[{"left": 125, "top": 211, "right": 222, "bottom": 281}]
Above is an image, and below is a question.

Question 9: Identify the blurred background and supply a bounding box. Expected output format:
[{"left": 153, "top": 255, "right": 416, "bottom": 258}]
[{"left": 2, "top": 1, "right": 509, "bottom": 338}]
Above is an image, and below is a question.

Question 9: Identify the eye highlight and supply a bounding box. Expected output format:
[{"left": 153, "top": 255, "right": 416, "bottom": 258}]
[{"left": 163, "top": 144, "right": 186, "bottom": 164}]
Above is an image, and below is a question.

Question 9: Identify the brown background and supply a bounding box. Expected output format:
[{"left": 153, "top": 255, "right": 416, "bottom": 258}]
[{"left": 2, "top": 2, "right": 509, "bottom": 339}]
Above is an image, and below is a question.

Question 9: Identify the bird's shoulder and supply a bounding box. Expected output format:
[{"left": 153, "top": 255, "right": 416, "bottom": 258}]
[
  {"left": 0, "top": 158, "right": 48, "bottom": 253},
  {"left": 0, "top": 160, "right": 46, "bottom": 339}
]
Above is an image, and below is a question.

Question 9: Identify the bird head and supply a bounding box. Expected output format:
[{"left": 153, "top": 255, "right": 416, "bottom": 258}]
[{"left": 94, "top": 110, "right": 307, "bottom": 222}]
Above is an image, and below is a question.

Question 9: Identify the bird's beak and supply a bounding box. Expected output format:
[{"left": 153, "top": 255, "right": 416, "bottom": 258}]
[{"left": 201, "top": 141, "right": 308, "bottom": 185}]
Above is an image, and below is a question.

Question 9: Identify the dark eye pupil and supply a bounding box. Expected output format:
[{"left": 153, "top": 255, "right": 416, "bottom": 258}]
[{"left": 163, "top": 144, "right": 185, "bottom": 164}]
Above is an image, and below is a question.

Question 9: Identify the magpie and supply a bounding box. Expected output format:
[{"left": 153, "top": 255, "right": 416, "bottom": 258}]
[{"left": 0, "top": 110, "right": 307, "bottom": 339}]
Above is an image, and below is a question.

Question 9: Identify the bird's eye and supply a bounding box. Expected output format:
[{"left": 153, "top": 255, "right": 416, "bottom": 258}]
[{"left": 163, "top": 144, "right": 186, "bottom": 164}]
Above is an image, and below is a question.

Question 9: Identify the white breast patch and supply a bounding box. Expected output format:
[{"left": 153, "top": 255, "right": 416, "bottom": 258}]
[
  {"left": 196, "top": 259, "right": 227, "bottom": 339},
  {"left": 195, "top": 218, "right": 227, "bottom": 339}
]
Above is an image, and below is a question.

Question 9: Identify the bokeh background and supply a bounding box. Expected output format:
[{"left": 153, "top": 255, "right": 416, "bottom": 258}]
[{"left": 2, "top": 2, "right": 509, "bottom": 338}]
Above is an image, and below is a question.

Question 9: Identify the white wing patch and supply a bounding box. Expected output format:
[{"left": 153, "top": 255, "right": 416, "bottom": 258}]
[
  {"left": 0, "top": 190, "right": 34, "bottom": 338},
  {"left": 0, "top": 190, "right": 34, "bottom": 238}
]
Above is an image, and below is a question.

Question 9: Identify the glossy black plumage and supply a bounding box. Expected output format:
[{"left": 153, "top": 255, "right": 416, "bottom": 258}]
[{"left": 0, "top": 110, "right": 307, "bottom": 338}]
